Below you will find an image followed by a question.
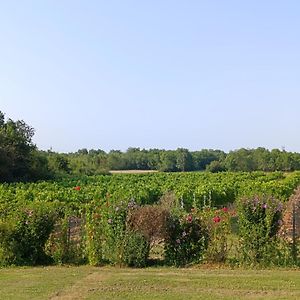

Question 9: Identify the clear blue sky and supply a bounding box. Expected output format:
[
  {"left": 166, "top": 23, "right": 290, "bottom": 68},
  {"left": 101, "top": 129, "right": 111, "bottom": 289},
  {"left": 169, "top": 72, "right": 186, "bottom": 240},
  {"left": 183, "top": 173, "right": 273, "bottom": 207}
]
[{"left": 1, "top": 1, "right": 300, "bottom": 153}]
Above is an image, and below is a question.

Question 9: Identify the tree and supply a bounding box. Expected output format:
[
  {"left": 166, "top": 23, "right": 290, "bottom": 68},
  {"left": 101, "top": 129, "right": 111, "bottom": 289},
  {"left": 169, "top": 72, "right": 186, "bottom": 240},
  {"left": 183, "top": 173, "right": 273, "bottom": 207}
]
[
  {"left": 0, "top": 111, "right": 36, "bottom": 182},
  {"left": 192, "top": 149, "right": 225, "bottom": 171},
  {"left": 47, "top": 153, "right": 70, "bottom": 175},
  {"left": 224, "top": 148, "right": 255, "bottom": 172},
  {"left": 159, "top": 151, "right": 177, "bottom": 172},
  {"left": 175, "top": 148, "right": 193, "bottom": 172},
  {"left": 206, "top": 160, "right": 226, "bottom": 173}
]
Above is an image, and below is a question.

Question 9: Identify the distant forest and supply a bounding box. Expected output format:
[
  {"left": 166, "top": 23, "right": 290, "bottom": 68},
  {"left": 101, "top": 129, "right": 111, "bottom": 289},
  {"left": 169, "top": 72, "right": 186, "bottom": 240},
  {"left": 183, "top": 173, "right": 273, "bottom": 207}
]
[{"left": 1, "top": 110, "right": 300, "bottom": 183}]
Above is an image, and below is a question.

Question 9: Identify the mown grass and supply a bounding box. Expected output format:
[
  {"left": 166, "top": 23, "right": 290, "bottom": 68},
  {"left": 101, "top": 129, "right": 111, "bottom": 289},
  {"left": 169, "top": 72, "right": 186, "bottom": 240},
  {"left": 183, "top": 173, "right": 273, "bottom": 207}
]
[{"left": 1, "top": 266, "right": 300, "bottom": 300}]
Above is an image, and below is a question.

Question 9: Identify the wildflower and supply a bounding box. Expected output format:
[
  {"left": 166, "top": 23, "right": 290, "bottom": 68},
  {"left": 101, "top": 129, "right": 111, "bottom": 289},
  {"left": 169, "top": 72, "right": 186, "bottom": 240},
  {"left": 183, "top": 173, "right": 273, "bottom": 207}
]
[
  {"left": 128, "top": 199, "right": 137, "bottom": 209},
  {"left": 213, "top": 216, "right": 221, "bottom": 223},
  {"left": 107, "top": 218, "right": 112, "bottom": 224},
  {"left": 74, "top": 186, "right": 81, "bottom": 191},
  {"left": 182, "top": 231, "right": 187, "bottom": 237},
  {"left": 262, "top": 203, "right": 267, "bottom": 209},
  {"left": 222, "top": 207, "right": 228, "bottom": 212},
  {"left": 176, "top": 239, "right": 181, "bottom": 244},
  {"left": 186, "top": 215, "right": 193, "bottom": 223}
]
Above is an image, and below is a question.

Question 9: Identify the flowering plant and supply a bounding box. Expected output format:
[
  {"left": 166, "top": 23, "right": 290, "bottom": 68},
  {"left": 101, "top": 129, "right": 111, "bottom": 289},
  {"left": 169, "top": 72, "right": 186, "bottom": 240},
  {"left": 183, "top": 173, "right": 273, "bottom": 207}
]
[
  {"left": 199, "top": 206, "right": 232, "bottom": 263},
  {"left": 237, "top": 195, "right": 283, "bottom": 265},
  {"left": 165, "top": 210, "right": 208, "bottom": 266}
]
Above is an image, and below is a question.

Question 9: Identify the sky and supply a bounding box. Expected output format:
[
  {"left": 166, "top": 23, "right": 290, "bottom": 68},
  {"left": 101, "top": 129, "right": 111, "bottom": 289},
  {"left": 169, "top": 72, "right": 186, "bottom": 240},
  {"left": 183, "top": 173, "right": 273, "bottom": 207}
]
[{"left": 1, "top": 1, "right": 300, "bottom": 153}]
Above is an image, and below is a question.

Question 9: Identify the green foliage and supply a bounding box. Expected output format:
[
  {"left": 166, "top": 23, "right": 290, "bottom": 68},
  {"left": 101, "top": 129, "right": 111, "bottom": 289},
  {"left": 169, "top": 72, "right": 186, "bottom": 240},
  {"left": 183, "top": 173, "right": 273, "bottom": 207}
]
[
  {"left": 122, "top": 230, "right": 150, "bottom": 267},
  {"left": 0, "top": 172, "right": 300, "bottom": 267},
  {"left": 45, "top": 212, "right": 85, "bottom": 265},
  {"left": 165, "top": 211, "right": 208, "bottom": 266},
  {"left": 85, "top": 198, "right": 135, "bottom": 266},
  {"left": 0, "top": 204, "right": 57, "bottom": 265},
  {"left": 206, "top": 160, "right": 226, "bottom": 173},
  {"left": 85, "top": 200, "right": 108, "bottom": 265},
  {"left": 237, "top": 195, "right": 283, "bottom": 266},
  {"left": 0, "top": 111, "right": 36, "bottom": 182},
  {"left": 199, "top": 206, "right": 232, "bottom": 263},
  {"left": 1, "top": 172, "right": 300, "bottom": 216}
]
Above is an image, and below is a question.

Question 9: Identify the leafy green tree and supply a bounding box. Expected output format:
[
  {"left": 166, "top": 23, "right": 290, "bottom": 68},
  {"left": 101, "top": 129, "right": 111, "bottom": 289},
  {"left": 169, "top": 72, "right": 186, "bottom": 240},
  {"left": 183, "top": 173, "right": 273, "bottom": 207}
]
[
  {"left": 107, "top": 150, "right": 127, "bottom": 170},
  {"left": 159, "top": 151, "right": 177, "bottom": 172},
  {"left": 0, "top": 111, "right": 36, "bottom": 182},
  {"left": 175, "top": 148, "right": 193, "bottom": 172},
  {"left": 224, "top": 148, "right": 255, "bottom": 172},
  {"left": 206, "top": 160, "right": 226, "bottom": 173},
  {"left": 47, "top": 153, "right": 70, "bottom": 175}
]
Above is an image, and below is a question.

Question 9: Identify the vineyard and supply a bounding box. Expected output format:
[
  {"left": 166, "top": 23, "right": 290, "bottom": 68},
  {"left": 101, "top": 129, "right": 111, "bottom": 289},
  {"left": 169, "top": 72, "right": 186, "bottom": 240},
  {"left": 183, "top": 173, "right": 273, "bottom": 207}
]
[{"left": 1, "top": 171, "right": 300, "bottom": 213}]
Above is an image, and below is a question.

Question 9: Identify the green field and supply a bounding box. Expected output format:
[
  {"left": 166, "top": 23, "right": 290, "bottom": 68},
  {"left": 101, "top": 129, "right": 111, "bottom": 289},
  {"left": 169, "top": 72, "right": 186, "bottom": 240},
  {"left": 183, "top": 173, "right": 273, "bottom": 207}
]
[{"left": 1, "top": 266, "right": 300, "bottom": 300}]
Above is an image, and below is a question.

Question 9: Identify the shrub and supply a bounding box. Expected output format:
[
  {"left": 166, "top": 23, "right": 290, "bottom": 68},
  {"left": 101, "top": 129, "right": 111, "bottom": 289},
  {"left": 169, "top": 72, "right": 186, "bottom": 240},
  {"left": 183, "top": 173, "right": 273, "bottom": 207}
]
[
  {"left": 165, "top": 211, "right": 208, "bottom": 266},
  {"left": 199, "top": 206, "right": 232, "bottom": 263},
  {"left": 127, "top": 205, "right": 170, "bottom": 244},
  {"left": 85, "top": 198, "right": 137, "bottom": 266},
  {"left": 0, "top": 204, "right": 57, "bottom": 265},
  {"left": 85, "top": 200, "right": 109, "bottom": 265},
  {"left": 0, "top": 221, "right": 15, "bottom": 266},
  {"left": 122, "top": 230, "right": 150, "bottom": 267},
  {"left": 237, "top": 195, "right": 283, "bottom": 266}
]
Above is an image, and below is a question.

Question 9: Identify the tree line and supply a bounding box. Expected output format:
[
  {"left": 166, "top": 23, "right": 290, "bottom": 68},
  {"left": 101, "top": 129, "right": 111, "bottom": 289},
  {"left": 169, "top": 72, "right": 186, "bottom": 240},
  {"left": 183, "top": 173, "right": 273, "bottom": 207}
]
[
  {"left": 1, "top": 110, "right": 300, "bottom": 182},
  {"left": 51, "top": 146, "right": 300, "bottom": 175}
]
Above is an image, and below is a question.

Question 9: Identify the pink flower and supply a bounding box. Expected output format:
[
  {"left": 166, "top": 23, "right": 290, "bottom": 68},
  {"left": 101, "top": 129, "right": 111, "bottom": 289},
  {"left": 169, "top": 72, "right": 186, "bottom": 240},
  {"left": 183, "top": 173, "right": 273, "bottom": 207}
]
[
  {"left": 74, "top": 186, "right": 81, "bottom": 191},
  {"left": 222, "top": 207, "right": 228, "bottom": 212}
]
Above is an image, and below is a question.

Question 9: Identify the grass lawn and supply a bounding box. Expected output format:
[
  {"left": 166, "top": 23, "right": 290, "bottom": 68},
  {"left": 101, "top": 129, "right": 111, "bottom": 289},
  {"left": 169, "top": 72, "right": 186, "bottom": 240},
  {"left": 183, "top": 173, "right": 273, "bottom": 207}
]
[{"left": 1, "top": 266, "right": 300, "bottom": 299}]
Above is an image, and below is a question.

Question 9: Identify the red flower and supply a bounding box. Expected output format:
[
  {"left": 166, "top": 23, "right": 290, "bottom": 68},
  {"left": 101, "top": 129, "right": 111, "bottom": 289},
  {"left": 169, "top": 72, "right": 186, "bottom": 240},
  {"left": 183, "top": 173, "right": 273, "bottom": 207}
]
[
  {"left": 213, "top": 216, "right": 221, "bottom": 223},
  {"left": 74, "top": 186, "right": 81, "bottom": 191},
  {"left": 186, "top": 215, "right": 193, "bottom": 223},
  {"left": 222, "top": 207, "right": 228, "bottom": 212}
]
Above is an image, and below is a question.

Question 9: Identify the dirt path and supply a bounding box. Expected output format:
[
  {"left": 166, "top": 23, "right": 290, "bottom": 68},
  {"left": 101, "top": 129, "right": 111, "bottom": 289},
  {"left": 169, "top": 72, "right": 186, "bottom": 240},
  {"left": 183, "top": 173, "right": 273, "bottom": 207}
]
[{"left": 49, "top": 271, "right": 107, "bottom": 300}]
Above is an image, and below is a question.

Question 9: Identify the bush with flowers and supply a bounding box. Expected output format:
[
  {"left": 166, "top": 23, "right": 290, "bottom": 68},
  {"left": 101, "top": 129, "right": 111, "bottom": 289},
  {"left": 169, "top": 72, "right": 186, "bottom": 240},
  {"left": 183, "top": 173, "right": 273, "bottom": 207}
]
[
  {"left": 237, "top": 195, "right": 284, "bottom": 265},
  {"left": 164, "top": 210, "right": 208, "bottom": 266},
  {"left": 85, "top": 198, "right": 150, "bottom": 266},
  {"left": 199, "top": 206, "right": 233, "bottom": 263}
]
